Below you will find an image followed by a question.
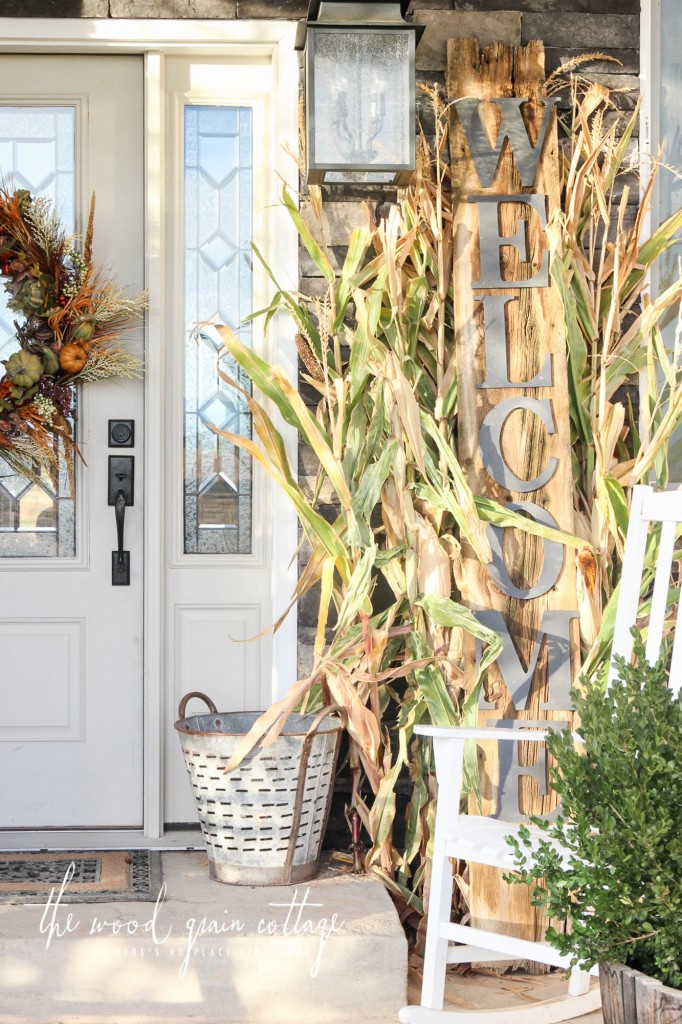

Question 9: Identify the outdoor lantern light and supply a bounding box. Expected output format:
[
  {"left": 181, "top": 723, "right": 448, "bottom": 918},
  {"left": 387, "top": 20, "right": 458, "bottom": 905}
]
[{"left": 295, "top": 1, "right": 424, "bottom": 185}]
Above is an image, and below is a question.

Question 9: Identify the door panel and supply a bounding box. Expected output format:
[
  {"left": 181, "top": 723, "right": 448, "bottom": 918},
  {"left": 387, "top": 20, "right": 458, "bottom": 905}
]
[{"left": 0, "top": 56, "right": 144, "bottom": 828}]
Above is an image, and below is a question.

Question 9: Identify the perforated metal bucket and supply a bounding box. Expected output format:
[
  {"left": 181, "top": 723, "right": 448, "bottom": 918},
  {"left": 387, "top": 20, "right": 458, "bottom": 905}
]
[{"left": 175, "top": 692, "right": 343, "bottom": 885}]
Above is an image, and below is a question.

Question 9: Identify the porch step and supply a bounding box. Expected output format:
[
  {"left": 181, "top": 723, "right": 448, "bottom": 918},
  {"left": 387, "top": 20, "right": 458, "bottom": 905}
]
[{"left": 0, "top": 852, "right": 407, "bottom": 1024}]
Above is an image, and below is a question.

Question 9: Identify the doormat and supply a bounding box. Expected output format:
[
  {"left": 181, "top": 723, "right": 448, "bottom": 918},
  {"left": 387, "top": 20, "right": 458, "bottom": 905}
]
[{"left": 0, "top": 850, "right": 162, "bottom": 904}]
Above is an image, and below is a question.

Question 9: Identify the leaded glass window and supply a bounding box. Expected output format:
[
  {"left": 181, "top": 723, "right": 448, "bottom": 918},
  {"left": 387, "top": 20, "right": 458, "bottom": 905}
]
[
  {"left": 0, "top": 106, "right": 76, "bottom": 558},
  {"left": 659, "top": 0, "right": 682, "bottom": 294},
  {"left": 656, "top": 1, "right": 682, "bottom": 477},
  {"left": 183, "top": 105, "right": 253, "bottom": 555}
]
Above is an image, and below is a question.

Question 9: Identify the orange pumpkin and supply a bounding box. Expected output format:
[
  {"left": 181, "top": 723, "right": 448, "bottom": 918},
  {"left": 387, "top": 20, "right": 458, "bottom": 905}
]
[{"left": 59, "top": 344, "right": 87, "bottom": 374}]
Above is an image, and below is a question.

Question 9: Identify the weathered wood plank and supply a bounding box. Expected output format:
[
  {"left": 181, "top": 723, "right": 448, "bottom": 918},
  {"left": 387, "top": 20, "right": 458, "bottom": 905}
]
[
  {"left": 447, "top": 37, "right": 579, "bottom": 957},
  {"left": 600, "top": 963, "right": 626, "bottom": 1024},
  {"left": 620, "top": 965, "right": 638, "bottom": 1024},
  {"left": 634, "top": 971, "right": 669, "bottom": 1024},
  {"left": 599, "top": 962, "right": 682, "bottom": 1024},
  {"left": 654, "top": 986, "right": 682, "bottom": 1024}
]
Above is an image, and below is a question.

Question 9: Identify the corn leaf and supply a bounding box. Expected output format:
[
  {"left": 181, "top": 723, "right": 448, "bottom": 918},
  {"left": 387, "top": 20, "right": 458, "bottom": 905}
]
[{"left": 281, "top": 184, "right": 335, "bottom": 283}]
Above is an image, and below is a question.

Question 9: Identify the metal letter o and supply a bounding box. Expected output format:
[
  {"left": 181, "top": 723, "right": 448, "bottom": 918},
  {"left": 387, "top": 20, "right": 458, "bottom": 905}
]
[{"left": 486, "top": 501, "right": 564, "bottom": 600}]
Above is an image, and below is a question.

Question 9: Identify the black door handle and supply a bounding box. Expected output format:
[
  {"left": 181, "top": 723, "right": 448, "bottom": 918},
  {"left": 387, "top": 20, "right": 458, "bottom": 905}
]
[
  {"left": 112, "top": 487, "right": 130, "bottom": 585},
  {"left": 109, "top": 456, "right": 133, "bottom": 587},
  {"left": 114, "top": 489, "right": 126, "bottom": 568}
]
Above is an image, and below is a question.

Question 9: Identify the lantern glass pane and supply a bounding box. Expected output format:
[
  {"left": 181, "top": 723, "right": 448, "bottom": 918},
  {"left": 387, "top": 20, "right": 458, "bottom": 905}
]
[{"left": 311, "top": 30, "right": 410, "bottom": 170}]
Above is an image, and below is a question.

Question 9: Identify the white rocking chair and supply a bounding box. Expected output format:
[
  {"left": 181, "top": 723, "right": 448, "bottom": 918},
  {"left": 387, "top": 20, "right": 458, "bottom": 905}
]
[{"left": 399, "top": 484, "right": 682, "bottom": 1023}]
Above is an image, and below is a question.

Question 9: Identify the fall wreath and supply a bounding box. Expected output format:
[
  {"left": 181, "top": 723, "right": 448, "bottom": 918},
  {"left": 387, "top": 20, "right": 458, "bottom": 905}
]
[{"left": 0, "top": 187, "right": 145, "bottom": 486}]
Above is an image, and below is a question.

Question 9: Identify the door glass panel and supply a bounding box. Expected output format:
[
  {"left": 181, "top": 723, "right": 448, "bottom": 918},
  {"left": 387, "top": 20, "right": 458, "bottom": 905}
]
[
  {"left": 0, "top": 106, "right": 76, "bottom": 557},
  {"left": 659, "top": 0, "right": 682, "bottom": 293},
  {"left": 659, "top": 0, "right": 682, "bottom": 478},
  {"left": 183, "top": 105, "right": 253, "bottom": 555}
]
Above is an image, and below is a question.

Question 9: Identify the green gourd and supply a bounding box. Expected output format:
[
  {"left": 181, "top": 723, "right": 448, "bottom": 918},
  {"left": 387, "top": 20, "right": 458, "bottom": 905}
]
[{"left": 4, "top": 350, "right": 44, "bottom": 388}]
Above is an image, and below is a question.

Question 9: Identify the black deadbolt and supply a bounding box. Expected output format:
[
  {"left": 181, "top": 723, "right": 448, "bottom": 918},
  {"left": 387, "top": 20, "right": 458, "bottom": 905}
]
[{"left": 109, "top": 419, "right": 135, "bottom": 448}]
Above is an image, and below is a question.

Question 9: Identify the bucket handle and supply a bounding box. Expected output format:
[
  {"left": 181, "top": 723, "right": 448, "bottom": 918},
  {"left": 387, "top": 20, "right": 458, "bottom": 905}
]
[
  {"left": 283, "top": 704, "right": 347, "bottom": 882},
  {"left": 304, "top": 703, "right": 347, "bottom": 740},
  {"left": 178, "top": 691, "right": 218, "bottom": 720}
]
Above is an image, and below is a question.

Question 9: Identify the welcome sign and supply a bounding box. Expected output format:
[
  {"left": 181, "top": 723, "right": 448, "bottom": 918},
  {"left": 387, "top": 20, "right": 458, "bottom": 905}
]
[{"left": 448, "top": 39, "right": 579, "bottom": 941}]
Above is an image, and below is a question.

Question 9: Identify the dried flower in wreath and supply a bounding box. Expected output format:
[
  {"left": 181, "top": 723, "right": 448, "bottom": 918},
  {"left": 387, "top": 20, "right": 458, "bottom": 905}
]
[{"left": 0, "top": 187, "right": 146, "bottom": 488}]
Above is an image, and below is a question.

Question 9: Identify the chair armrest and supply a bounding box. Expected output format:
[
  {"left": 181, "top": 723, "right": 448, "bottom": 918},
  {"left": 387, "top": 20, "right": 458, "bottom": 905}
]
[{"left": 413, "top": 725, "right": 581, "bottom": 743}]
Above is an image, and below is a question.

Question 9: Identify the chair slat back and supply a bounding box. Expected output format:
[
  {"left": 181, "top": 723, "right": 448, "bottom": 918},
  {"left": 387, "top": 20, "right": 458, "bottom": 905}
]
[
  {"left": 608, "top": 484, "right": 682, "bottom": 694},
  {"left": 646, "top": 518, "right": 676, "bottom": 664}
]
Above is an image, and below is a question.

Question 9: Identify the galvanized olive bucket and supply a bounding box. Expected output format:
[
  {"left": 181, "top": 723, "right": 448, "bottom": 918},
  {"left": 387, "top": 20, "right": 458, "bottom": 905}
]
[{"left": 175, "top": 692, "right": 343, "bottom": 885}]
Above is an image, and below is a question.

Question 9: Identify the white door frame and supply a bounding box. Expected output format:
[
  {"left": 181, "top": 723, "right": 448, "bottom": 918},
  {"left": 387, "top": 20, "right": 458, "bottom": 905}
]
[
  {"left": 640, "top": 0, "right": 657, "bottom": 245},
  {"left": 0, "top": 18, "right": 300, "bottom": 841}
]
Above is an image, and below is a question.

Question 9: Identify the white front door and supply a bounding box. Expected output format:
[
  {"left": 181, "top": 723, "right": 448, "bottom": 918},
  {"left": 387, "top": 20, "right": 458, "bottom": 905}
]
[
  {"left": 0, "top": 32, "right": 299, "bottom": 838},
  {"left": 0, "top": 55, "right": 145, "bottom": 828}
]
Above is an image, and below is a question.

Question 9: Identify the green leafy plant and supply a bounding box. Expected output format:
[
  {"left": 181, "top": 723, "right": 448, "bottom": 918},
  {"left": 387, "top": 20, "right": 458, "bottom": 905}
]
[{"left": 506, "top": 631, "right": 682, "bottom": 988}]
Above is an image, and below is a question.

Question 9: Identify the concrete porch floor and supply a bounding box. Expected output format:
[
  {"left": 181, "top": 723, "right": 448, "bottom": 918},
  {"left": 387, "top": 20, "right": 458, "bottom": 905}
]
[
  {"left": 0, "top": 851, "right": 406, "bottom": 1024},
  {"left": 0, "top": 851, "right": 603, "bottom": 1024}
]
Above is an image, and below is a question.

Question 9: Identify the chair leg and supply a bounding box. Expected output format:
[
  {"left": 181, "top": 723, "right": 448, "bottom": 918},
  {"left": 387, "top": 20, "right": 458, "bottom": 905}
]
[
  {"left": 420, "top": 845, "right": 454, "bottom": 1011},
  {"left": 567, "top": 967, "right": 591, "bottom": 996}
]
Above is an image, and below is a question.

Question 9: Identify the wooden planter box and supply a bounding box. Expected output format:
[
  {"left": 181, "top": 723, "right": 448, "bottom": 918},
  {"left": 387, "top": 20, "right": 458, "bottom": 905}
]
[{"left": 600, "top": 962, "right": 682, "bottom": 1023}]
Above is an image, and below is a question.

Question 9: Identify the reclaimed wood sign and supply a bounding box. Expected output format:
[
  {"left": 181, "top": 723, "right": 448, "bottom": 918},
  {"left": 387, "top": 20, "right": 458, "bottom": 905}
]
[{"left": 447, "top": 39, "right": 579, "bottom": 946}]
